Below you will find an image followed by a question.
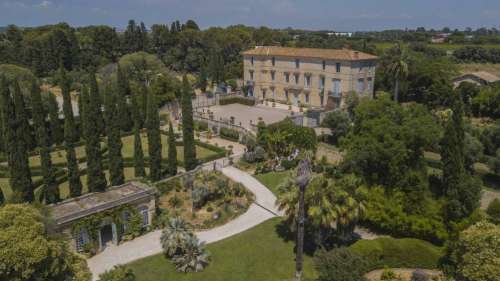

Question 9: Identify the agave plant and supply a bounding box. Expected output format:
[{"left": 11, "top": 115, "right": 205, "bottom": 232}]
[
  {"left": 172, "top": 236, "right": 210, "bottom": 273},
  {"left": 160, "top": 217, "right": 192, "bottom": 258}
]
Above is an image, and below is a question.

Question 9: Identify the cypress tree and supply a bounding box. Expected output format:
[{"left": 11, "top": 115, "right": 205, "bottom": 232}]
[
  {"left": 198, "top": 63, "right": 208, "bottom": 93},
  {"left": 104, "top": 85, "right": 125, "bottom": 186},
  {"left": 131, "top": 93, "right": 145, "bottom": 177},
  {"left": 167, "top": 122, "right": 177, "bottom": 176},
  {"left": 145, "top": 87, "right": 162, "bottom": 181},
  {"left": 116, "top": 64, "right": 133, "bottom": 132},
  {"left": 11, "top": 80, "right": 34, "bottom": 202},
  {"left": 85, "top": 73, "right": 107, "bottom": 192},
  {"left": 46, "top": 92, "right": 63, "bottom": 145},
  {"left": 442, "top": 93, "right": 479, "bottom": 221},
  {"left": 137, "top": 84, "right": 148, "bottom": 128},
  {"left": 31, "top": 80, "right": 59, "bottom": 203},
  {"left": 0, "top": 76, "right": 16, "bottom": 200},
  {"left": 181, "top": 76, "right": 197, "bottom": 170},
  {"left": 60, "top": 68, "right": 82, "bottom": 197}
]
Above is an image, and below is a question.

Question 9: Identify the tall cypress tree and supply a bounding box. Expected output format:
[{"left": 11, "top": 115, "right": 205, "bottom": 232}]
[
  {"left": 0, "top": 76, "right": 16, "bottom": 201},
  {"left": 46, "top": 92, "right": 63, "bottom": 145},
  {"left": 167, "top": 122, "right": 177, "bottom": 176},
  {"left": 131, "top": 93, "right": 145, "bottom": 177},
  {"left": 442, "top": 93, "right": 480, "bottom": 221},
  {"left": 31, "top": 80, "right": 60, "bottom": 203},
  {"left": 11, "top": 80, "right": 34, "bottom": 202},
  {"left": 60, "top": 68, "right": 82, "bottom": 197},
  {"left": 104, "top": 85, "right": 125, "bottom": 186},
  {"left": 145, "top": 87, "right": 162, "bottom": 181},
  {"left": 116, "top": 64, "right": 133, "bottom": 132},
  {"left": 181, "top": 76, "right": 197, "bottom": 170},
  {"left": 85, "top": 73, "right": 107, "bottom": 192}
]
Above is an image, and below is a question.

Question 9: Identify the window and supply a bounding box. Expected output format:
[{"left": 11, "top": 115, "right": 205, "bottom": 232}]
[
  {"left": 319, "top": 76, "right": 325, "bottom": 89},
  {"left": 295, "top": 59, "right": 300, "bottom": 68},
  {"left": 294, "top": 73, "right": 299, "bottom": 84},
  {"left": 336, "top": 63, "right": 341, "bottom": 73},
  {"left": 249, "top": 70, "right": 254, "bottom": 80},
  {"left": 272, "top": 88, "right": 276, "bottom": 99},
  {"left": 251, "top": 56, "right": 254, "bottom": 66},
  {"left": 285, "top": 73, "right": 290, "bottom": 83},
  {"left": 305, "top": 93, "right": 310, "bottom": 103},
  {"left": 285, "top": 90, "right": 289, "bottom": 101},
  {"left": 262, "top": 89, "right": 266, "bottom": 99},
  {"left": 75, "top": 229, "right": 89, "bottom": 252},
  {"left": 271, "top": 71, "right": 275, "bottom": 81},
  {"left": 320, "top": 94, "right": 324, "bottom": 106},
  {"left": 367, "top": 77, "right": 373, "bottom": 92},
  {"left": 138, "top": 206, "right": 149, "bottom": 227},
  {"left": 357, "top": 78, "right": 365, "bottom": 93},
  {"left": 322, "top": 60, "right": 326, "bottom": 70},
  {"left": 122, "top": 211, "right": 131, "bottom": 232},
  {"left": 272, "top": 57, "right": 276, "bottom": 66},
  {"left": 332, "top": 79, "right": 341, "bottom": 95},
  {"left": 305, "top": 75, "right": 311, "bottom": 88}
]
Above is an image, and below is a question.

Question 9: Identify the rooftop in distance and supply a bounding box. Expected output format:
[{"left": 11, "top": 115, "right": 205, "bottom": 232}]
[{"left": 241, "top": 46, "right": 378, "bottom": 61}]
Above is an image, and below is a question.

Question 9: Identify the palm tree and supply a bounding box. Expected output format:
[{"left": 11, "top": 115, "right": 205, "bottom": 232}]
[
  {"left": 387, "top": 43, "right": 409, "bottom": 103},
  {"left": 276, "top": 177, "right": 300, "bottom": 227},
  {"left": 172, "top": 235, "right": 210, "bottom": 273},
  {"left": 160, "top": 217, "right": 192, "bottom": 258}
]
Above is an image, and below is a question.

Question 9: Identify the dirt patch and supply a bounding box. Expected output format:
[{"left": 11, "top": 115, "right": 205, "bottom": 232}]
[
  {"left": 316, "top": 143, "right": 344, "bottom": 164},
  {"left": 481, "top": 189, "right": 500, "bottom": 209}
]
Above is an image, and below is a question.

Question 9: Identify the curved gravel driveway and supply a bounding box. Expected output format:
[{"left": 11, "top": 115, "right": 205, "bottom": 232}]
[{"left": 87, "top": 166, "right": 282, "bottom": 280}]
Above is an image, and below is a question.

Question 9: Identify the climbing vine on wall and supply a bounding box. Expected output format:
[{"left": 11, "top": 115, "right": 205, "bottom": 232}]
[{"left": 71, "top": 204, "right": 143, "bottom": 253}]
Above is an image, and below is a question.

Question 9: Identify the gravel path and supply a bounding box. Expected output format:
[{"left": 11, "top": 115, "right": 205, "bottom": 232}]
[
  {"left": 481, "top": 189, "right": 500, "bottom": 209},
  {"left": 87, "top": 166, "right": 282, "bottom": 280}
]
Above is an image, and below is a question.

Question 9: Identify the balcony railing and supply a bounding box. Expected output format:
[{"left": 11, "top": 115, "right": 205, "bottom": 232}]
[{"left": 328, "top": 90, "right": 341, "bottom": 98}]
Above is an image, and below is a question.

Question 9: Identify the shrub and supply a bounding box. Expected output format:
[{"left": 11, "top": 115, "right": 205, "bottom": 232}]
[
  {"left": 171, "top": 236, "right": 210, "bottom": 272},
  {"left": 219, "top": 127, "right": 239, "bottom": 141},
  {"left": 349, "top": 237, "right": 444, "bottom": 271},
  {"left": 169, "top": 195, "right": 183, "bottom": 209},
  {"left": 192, "top": 186, "right": 209, "bottom": 209},
  {"left": 219, "top": 96, "right": 255, "bottom": 106},
  {"left": 281, "top": 158, "right": 298, "bottom": 170},
  {"left": 314, "top": 247, "right": 368, "bottom": 281},
  {"left": 254, "top": 146, "right": 266, "bottom": 161},
  {"left": 194, "top": 121, "right": 209, "bottom": 131},
  {"left": 487, "top": 198, "right": 500, "bottom": 223},
  {"left": 380, "top": 268, "right": 403, "bottom": 281},
  {"left": 160, "top": 217, "right": 192, "bottom": 258},
  {"left": 98, "top": 265, "right": 136, "bottom": 281}
]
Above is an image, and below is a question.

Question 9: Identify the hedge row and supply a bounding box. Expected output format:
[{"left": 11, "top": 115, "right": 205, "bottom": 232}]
[
  {"left": 194, "top": 121, "right": 209, "bottom": 131},
  {"left": 219, "top": 96, "right": 256, "bottom": 106},
  {"left": 349, "top": 237, "right": 444, "bottom": 271},
  {"left": 219, "top": 127, "right": 240, "bottom": 142}
]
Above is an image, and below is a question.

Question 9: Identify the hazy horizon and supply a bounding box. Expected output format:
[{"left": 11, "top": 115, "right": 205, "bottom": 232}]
[{"left": 1, "top": 0, "right": 499, "bottom": 31}]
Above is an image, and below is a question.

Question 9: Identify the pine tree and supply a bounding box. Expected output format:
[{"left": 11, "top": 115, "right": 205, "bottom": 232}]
[
  {"left": 104, "top": 85, "right": 124, "bottom": 186},
  {"left": 46, "top": 92, "right": 63, "bottom": 145},
  {"left": 167, "top": 122, "right": 177, "bottom": 176},
  {"left": 442, "top": 93, "right": 480, "bottom": 221},
  {"left": 131, "top": 93, "right": 145, "bottom": 177},
  {"left": 85, "top": 73, "right": 107, "bottom": 192},
  {"left": 11, "top": 80, "right": 34, "bottom": 202},
  {"left": 31, "top": 80, "right": 59, "bottom": 203},
  {"left": 145, "top": 87, "right": 162, "bottom": 181},
  {"left": 60, "top": 67, "right": 82, "bottom": 197},
  {"left": 181, "top": 76, "right": 197, "bottom": 170},
  {"left": 116, "top": 64, "right": 133, "bottom": 132}
]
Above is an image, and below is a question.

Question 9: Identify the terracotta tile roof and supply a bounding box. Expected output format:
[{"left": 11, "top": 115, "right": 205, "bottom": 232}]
[{"left": 241, "top": 46, "right": 378, "bottom": 61}]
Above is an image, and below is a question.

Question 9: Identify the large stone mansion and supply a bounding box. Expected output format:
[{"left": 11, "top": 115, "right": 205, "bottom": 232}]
[{"left": 242, "top": 46, "right": 378, "bottom": 109}]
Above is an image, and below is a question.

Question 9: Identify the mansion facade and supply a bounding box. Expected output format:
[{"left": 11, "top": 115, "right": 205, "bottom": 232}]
[{"left": 242, "top": 46, "right": 378, "bottom": 109}]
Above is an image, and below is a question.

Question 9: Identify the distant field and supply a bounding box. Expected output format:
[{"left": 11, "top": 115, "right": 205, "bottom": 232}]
[{"left": 375, "top": 42, "right": 500, "bottom": 51}]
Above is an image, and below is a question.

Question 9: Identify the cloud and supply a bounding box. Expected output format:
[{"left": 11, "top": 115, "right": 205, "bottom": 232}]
[{"left": 35, "top": 0, "right": 52, "bottom": 8}]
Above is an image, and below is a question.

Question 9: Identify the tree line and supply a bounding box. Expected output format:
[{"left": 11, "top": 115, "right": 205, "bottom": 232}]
[{"left": 0, "top": 66, "right": 197, "bottom": 204}]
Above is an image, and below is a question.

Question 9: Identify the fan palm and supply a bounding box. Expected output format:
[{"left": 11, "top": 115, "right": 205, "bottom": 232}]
[
  {"left": 387, "top": 43, "right": 409, "bottom": 103},
  {"left": 172, "top": 236, "right": 210, "bottom": 272},
  {"left": 160, "top": 217, "right": 192, "bottom": 258},
  {"left": 276, "top": 177, "right": 300, "bottom": 226}
]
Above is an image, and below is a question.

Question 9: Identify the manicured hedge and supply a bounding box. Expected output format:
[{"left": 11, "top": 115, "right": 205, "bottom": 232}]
[
  {"left": 219, "top": 127, "right": 240, "bottom": 142},
  {"left": 219, "top": 96, "right": 256, "bottom": 106},
  {"left": 349, "top": 237, "right": 444, "bottom": 271},
  {"left": 195, "top": 121, "right": 209, "bottom": 131}
]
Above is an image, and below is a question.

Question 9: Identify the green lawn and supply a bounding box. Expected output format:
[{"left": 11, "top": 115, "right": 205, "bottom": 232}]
[
  {"left": 255, "top": 171, "right": 291, "bottom": 195},
  {"left": 127, "top": 218, "right": 316, "bottom": 281},
  {"left": 28, "top": 144, "right": 87, "bottom": 167},
  {"left": 121, "top": 134, "right": 218, "bottom": 161}
]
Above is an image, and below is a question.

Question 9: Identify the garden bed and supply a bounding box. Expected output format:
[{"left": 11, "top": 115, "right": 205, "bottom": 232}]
[{"left": 155, "top": 170, "right": 254, "bottom": 230}]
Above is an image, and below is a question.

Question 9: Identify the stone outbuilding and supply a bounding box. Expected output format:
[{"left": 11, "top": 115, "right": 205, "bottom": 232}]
[
  {"left": 453, "top": 71, "right": 500, "bottom": 88},
  {"left": 49, "top": 182, "right": 156, "bottom": 253}
]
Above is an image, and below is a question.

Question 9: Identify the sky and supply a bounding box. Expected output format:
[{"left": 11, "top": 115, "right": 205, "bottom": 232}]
[{"left": 1, "top": 0, "right": 500, "bottom": 31}]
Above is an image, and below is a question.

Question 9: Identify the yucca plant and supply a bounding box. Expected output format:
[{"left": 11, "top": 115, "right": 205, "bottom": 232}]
[
  {"left": 172, "top": 236, "right": 210, "bottom": 272},
  {"left": 160, "top": 217, "right": 192, "bottom": 258}
]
